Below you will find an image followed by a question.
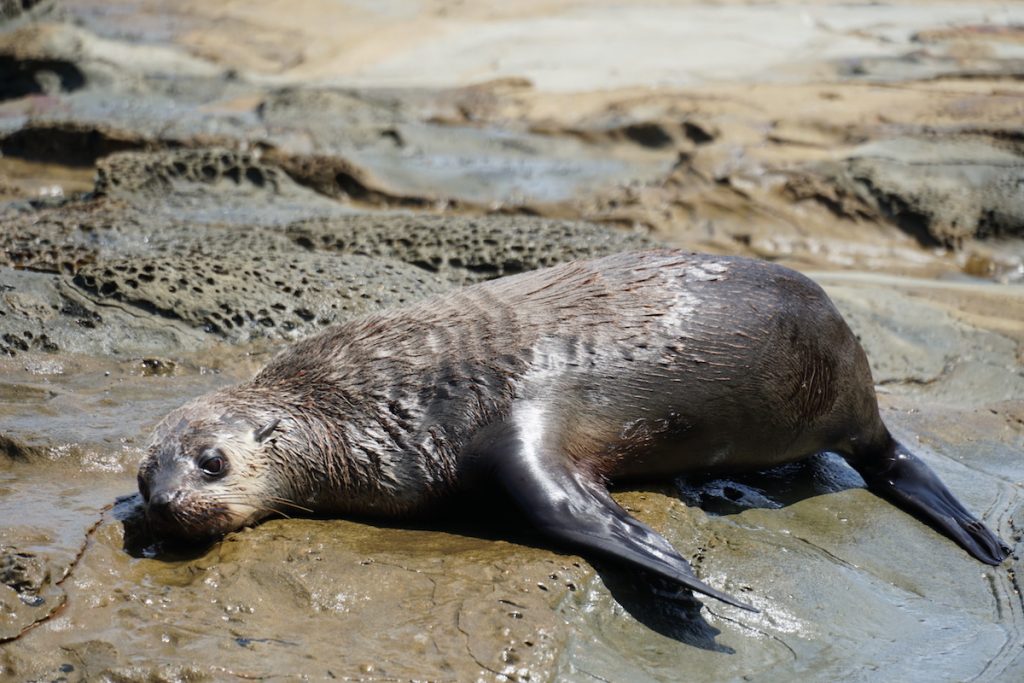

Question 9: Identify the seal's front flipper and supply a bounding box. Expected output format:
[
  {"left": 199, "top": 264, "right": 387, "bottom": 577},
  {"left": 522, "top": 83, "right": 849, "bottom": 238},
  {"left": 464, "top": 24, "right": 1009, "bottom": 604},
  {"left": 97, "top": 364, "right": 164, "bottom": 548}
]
[
  {"left": 849, "top": 440, "right": 1011, "bottom": 565},
  {"left": 484, "top": 409, "right": 757, "bottom": 612}
]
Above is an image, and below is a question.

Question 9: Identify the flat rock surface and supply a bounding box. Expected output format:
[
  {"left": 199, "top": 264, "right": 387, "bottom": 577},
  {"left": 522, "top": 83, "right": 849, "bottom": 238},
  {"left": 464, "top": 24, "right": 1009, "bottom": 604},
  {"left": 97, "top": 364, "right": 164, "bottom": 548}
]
[{"left": 1, "top": 2, "right": 1023, "bottom": 682}]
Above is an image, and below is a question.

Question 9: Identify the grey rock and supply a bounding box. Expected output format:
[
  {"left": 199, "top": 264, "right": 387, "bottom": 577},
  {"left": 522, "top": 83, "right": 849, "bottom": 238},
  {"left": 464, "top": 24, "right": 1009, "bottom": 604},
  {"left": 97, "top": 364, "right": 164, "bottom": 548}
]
[
  {"left": 70, "top": 251, "right": 450, "bottom": 342},
  {"left": 94, "top": 148, "right": 288, "bottom": 200},
  {"left": 813, "top": 136, "right": 1024, "bottom": 246},
  {"left": 0, "top": 547, "right": 48, "bottom": 594},
  {"left": 0, "top": 266, "right": 209, "bottom": 357},
  {"left": 93, "top": 148, "right": 353, "bottom": 225},
  {"left": 288, "top": 213, "right": 657, "bottom": 285}
]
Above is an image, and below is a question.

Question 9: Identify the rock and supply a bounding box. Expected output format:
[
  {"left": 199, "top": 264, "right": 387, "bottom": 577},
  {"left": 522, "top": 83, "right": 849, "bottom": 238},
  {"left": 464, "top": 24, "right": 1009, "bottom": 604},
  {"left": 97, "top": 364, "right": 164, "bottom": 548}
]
[
  {"left": 0, "top": 547, "right": 48, "bottom": 594},
  {"left": 91, "top": 148, "right": 353, "bottom": 225},
  {"left": 0, "top": 434, "right": 46, "bottom": 461},
  {"left": 94, "top": 148, "right": 288, "bottom": 200},
  {"left": 0, "top": 265, "right": 209, "bottom": 356},
  {"left": 1, "top": 2, "right": 1022, "bottom": 680},
  {"left": 70, "top": 251, "right": 450, "bottom": 342},
  {"left": 807, "top": 136, "right": 1024, "bottom": 246},
  {"left": 288, "top": 213, "right": 656, "bottom": 285}
]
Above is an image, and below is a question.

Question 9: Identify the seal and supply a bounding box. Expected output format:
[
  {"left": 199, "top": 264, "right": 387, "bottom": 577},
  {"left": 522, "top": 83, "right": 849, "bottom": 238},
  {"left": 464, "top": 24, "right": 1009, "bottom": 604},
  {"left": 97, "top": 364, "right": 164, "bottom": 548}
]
[{"left": 137, "top": 250, "right": 1010, "bottom": 611}]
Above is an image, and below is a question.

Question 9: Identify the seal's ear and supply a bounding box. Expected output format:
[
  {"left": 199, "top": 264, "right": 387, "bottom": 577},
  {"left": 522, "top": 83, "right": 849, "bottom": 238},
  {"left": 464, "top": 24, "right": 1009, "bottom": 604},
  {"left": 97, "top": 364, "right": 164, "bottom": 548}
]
[{"left": 253, "top": 418, "right": 280, "bottom": 444}]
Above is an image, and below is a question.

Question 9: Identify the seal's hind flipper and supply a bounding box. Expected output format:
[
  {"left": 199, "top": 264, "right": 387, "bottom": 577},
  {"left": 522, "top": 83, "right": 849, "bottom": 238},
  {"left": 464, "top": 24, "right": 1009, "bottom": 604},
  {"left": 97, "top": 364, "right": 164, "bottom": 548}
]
[
  {"left": 485, "top": 406, "right": 757, "bottom": 612},
  {"left": 849, "top": 439, "right": 1011, "bottom": 565}
]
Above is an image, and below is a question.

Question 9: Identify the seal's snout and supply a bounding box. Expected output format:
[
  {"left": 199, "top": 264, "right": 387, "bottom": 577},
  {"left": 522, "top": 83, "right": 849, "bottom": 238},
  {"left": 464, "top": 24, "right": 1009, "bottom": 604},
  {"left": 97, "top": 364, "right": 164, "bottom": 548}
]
[
  {"left": 144, "top": 489, "right": 184, "bottom": 531},
  {"left": 147, "top": 490, "right": 177, "bottom": 514}
]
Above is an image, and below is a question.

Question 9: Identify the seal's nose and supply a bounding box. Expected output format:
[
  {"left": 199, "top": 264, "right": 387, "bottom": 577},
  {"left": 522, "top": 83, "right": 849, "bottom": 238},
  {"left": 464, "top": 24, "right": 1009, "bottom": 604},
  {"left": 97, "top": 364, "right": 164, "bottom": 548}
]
[
  {"left": 147, "top": 490, "right": 178, "bottom": 517},
  {"left": 143, "top": 488, "right": 196, "bottom": 540}
]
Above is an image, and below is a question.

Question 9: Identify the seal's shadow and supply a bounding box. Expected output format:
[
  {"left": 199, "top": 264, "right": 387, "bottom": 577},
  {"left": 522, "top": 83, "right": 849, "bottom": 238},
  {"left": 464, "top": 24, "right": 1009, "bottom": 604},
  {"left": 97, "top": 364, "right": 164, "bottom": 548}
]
[
  {"left": 398, "top": 451, "right": 860, "bottom": 652},
  {"left": 393, "top": 452, "right": 862, "bottom": 651},
  {"left": 674, "top": 450, "right": 865, "bottom": 516},
  {"left": 590, "top": 562, "right": 736, "bottom": 653}
]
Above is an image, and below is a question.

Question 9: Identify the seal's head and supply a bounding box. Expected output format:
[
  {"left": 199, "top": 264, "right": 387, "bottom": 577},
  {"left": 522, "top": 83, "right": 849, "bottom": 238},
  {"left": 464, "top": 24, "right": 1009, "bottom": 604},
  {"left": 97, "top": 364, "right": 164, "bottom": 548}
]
[{"left": 137, "top": 391, "right": 285, "bottom": 540}]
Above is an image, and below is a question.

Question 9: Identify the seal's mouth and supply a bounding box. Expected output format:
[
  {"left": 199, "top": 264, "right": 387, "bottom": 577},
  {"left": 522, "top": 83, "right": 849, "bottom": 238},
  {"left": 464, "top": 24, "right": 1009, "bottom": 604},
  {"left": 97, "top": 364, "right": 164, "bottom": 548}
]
[{"left": 143, "top": 491, "right": 239, "bottom": 542}]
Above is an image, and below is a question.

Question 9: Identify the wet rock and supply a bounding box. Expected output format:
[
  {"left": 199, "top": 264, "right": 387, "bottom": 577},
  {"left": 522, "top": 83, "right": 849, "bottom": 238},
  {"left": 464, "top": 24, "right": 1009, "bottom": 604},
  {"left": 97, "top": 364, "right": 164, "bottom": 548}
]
[
  {"left": 287, "top": 213, "right": 656, "bottom": 285},
  {"left": 0, "top": 54, "right": 84, "bottom": 101},
  {"left": 3, "top": 192, "right": 650, "bottom": 349},
  {"left": 0, "top": 544, "right": 58, "bottom": 647},
  {"left": 0, "top": 547, "right": 48, "bottom": 594},
  {"left": 833, "top": 38, "right": 1024, "bottom": 83},
  {"left": 0, "top": 201, "right": 130, "bottom": 274},
  {"left": 70, "top": 251, "right": 450, "bottom": 342},
  {"left": 142, "top": 224, "right": 298, "bottom": 259},
  {"left": 821, "top": 274, "right": 1024, "bottom": 405},
  {"left": 137, "top": 358, "right": 175, "bottom": 377},
  {"left": 0, "top": 268, "right": 70, "bottom": 356},
  {"left": 958, "top": 242, "right": 1024, "bottom": 283},
  {"left": 0, "top": 433, "right": 45, "bottom": 461},
  {"left": 0, "top": 512, "right": 588, "bottom": 681},
  {"left": 0, "top": 199, "right": 289, "bottom": 274},
  {"left": 0, "top": 266, "right": 209, "bottom": 357},
  {"left": 0, "top": 13, "right": 85, "bottom": 101},
  {"left": 0, "top": 326, "right": 58, "bottom": 356},
  {"left": 564, "top": 117, "right": 718, "bottom": 150},
  {"left": 0, "top": 18, "right": 677, "bottom": 211}
]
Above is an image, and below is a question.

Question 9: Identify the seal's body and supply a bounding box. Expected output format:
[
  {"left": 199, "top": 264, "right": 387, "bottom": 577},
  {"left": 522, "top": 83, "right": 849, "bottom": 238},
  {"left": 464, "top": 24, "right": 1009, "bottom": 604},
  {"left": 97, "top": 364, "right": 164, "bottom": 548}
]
[{"left": 139, "top": 250, "right": 1009, "bottom": 610}]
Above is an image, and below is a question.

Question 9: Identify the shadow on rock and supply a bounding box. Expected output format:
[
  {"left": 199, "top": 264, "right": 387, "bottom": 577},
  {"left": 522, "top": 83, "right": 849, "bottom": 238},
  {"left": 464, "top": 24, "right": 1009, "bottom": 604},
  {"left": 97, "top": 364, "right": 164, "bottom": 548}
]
[
  {"left": 112, "top": 454, "right": 864, "bottom": 650},
  {"left": 337, "top": 489, "right": 742, "bottom": 652},
  {"left": 593, "top": 562, "right": 736, "bottom": 653},
  {"left": 675, "top": 451, "right": 865, "bottom": 516}
]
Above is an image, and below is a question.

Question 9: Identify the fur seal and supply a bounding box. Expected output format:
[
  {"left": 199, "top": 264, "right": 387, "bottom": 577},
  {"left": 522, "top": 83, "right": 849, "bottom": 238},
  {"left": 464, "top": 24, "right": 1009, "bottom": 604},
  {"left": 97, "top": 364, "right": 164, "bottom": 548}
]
[{"left": 138, "top": 250, "right": 1010, "bottom": 611}]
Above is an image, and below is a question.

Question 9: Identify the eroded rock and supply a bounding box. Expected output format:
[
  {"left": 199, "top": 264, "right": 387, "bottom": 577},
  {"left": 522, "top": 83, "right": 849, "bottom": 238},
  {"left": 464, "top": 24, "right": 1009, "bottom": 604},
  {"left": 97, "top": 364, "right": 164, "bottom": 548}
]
[
  {"left": 94, "top": 148, "right": 286, "bottom": 199},
  {"left": 70, "top": 252, "right": 450, "bottom": 342},
  {"left": 0, "top": 266, "right": 209, "bottom": 357},
  {"left": 288, "top": 213, "right": 656, "bottom": 285},
  {"left": 0, "top": 547, "right": 48, "bottom": 594},
  {"left": 797, "top": 136, "right": 1024, "bottom": 247}
]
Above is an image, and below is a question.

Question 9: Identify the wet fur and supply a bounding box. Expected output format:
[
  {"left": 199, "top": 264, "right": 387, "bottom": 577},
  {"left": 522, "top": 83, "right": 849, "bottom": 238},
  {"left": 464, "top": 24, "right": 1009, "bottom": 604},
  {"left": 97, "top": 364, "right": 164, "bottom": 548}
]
[
  {"left": 257, "top": 252, "right": 876, "bottom": 488},
  {"left": 140, "top": 250, "right": 1010, "bottom": 607}
]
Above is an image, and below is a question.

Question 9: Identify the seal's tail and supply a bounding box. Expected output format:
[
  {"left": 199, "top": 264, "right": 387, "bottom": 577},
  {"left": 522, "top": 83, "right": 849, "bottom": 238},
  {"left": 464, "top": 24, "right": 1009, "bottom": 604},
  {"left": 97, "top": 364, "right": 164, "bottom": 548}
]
[{"left": 846, "top": 437, "right": 1011, "bottom": 565}]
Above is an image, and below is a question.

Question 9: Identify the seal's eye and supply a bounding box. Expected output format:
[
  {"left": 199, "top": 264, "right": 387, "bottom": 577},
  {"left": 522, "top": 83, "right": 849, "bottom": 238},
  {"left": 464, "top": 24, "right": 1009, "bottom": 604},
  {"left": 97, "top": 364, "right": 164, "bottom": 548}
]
[{"left": 198, "top": 450, "right": 228, "bottom": 478}]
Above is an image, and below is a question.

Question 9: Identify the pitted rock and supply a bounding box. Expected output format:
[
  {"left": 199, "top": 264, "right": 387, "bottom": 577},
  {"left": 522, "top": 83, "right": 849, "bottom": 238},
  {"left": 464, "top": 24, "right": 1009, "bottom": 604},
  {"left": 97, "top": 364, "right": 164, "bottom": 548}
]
[
  {"left": 286, "top": 213, "right": 657, "bottom": 285},
  {"left": 94, "top": 148, "right": 285, "bottom": 199},
  {"left": 70, "top": 251, "right": 450, "bottom": 342}
]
